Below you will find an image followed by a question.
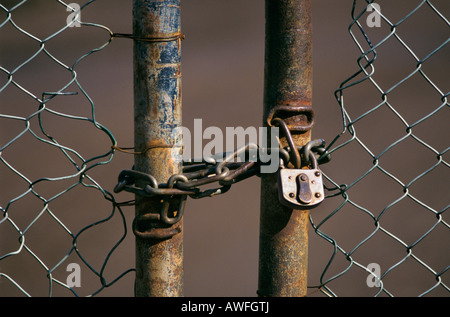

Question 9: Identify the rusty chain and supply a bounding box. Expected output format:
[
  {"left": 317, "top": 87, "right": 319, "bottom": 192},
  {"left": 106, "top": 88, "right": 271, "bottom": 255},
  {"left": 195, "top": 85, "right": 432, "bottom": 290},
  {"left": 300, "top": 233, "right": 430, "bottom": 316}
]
[{"left": 113, "top": 115, "right": 331, "bottom": 240}]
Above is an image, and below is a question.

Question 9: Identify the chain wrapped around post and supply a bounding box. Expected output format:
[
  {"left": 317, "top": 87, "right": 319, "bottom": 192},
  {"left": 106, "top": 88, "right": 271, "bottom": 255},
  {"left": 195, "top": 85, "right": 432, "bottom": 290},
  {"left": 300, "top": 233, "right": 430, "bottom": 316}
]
[{"left": 114, "top": 119, "right": 330, "bottom": 240}]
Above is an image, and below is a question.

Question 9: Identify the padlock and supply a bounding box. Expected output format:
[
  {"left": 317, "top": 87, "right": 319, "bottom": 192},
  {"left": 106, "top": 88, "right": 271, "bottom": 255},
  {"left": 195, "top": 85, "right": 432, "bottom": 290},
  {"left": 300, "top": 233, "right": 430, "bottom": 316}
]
[{"left": 277, "top": 152, "right": 324, "bottom": 209}]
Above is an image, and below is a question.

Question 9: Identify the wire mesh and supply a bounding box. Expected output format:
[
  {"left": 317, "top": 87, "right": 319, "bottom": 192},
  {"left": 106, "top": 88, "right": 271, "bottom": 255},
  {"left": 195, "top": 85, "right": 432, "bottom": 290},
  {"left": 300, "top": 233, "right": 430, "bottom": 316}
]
[
  {"left": 311, "top": 0, "right": 449, "bottom": 296},
  {"left": 0, "top": 0, "right": 134, "bottom": 296},
  {"left": 0, "top": 0, "right": 448, "bottom": 297}
]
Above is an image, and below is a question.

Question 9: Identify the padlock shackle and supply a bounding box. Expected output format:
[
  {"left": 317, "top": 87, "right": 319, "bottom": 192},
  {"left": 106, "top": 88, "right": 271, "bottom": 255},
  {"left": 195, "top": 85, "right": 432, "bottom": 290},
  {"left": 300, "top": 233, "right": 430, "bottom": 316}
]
[{"left": 271, "top": 117, "right": 302, "bottom": 169}]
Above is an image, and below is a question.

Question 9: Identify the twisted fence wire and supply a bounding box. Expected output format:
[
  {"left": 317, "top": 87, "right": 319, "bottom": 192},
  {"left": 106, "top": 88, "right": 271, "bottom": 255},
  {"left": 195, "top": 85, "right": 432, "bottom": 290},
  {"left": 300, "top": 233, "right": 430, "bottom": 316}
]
[
  {"left": 0, "top": 1, "right": 134, "bottom": 296},
  {"left": 1, "top": 0, "right": 449, "bottom": 298},
  {"left": 311, "top": 0, "right": 449, "bottom": 296}
]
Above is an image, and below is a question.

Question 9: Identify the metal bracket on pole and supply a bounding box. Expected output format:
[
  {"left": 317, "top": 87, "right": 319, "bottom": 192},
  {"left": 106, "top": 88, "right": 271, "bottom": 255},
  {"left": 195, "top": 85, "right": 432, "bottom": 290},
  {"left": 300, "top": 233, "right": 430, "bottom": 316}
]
[{"left": 265, "top": 102, "right": 315, "bottom": 132}]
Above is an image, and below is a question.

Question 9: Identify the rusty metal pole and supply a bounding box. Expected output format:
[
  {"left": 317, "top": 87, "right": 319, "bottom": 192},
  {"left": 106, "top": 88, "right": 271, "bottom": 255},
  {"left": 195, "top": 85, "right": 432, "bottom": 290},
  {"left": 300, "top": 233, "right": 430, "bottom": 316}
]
[
  {"left": 258, "top": 0, "right": 312, "bottom": 297},
  {"left": 133, "top": 0, "right": 183, "bottom": 297}
]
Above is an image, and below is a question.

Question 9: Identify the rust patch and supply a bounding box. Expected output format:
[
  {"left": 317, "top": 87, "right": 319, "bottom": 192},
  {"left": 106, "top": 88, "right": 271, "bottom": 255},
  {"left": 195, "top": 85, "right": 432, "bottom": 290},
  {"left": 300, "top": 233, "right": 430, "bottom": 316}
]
[{"left": 259, "top": 0, "right": 312, "bottom": 297}]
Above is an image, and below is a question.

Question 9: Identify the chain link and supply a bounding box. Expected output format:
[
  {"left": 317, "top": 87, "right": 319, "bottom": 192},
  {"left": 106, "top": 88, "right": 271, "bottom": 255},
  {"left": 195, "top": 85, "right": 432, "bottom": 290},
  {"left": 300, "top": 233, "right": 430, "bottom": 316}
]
[{"left": 113, "top": 118, "right": 331, "bottom": 238}]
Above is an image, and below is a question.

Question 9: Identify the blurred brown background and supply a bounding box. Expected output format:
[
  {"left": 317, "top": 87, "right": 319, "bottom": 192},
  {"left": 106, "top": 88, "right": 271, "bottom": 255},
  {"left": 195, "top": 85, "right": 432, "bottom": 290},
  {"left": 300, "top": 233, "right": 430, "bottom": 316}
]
[{"left": 0, "top": 0, "right": 448, "bottom": 297}]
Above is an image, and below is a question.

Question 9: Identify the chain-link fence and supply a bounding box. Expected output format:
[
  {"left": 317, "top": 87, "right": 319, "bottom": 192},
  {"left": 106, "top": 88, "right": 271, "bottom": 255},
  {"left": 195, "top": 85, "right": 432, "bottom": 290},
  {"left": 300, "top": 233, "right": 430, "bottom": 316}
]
[
  {"left": 310, "top": 0, "right": 449, "bottom": 296},
  {"left": 0, "top": 0, "right": 448, "bottom": 297},
  {"left": 0, "top": 0, "right": 135, "bottom": 296}
]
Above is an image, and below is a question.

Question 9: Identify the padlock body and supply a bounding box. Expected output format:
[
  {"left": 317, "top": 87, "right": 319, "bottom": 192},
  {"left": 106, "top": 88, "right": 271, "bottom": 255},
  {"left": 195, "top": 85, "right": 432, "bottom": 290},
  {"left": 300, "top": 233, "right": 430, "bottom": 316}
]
[{"left": 278, "top": 168, "right": 324, "bottom": 209}]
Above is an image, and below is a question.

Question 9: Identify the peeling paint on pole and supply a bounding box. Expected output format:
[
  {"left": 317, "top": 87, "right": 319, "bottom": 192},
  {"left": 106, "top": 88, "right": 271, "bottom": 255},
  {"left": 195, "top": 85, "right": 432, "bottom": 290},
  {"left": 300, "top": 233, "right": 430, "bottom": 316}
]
[{"left": 133, "top": 0, "right": 183, "bottom": 297}]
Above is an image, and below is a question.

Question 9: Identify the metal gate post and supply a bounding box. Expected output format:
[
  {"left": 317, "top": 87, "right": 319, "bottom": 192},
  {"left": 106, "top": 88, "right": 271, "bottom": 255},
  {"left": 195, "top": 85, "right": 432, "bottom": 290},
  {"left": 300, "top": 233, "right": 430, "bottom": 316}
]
[
  {"left": 258, "top": 0, "right": 312, "bottom": 297},
  {"left": 133, "top": 0, "right": 183, "bottom": 297}
]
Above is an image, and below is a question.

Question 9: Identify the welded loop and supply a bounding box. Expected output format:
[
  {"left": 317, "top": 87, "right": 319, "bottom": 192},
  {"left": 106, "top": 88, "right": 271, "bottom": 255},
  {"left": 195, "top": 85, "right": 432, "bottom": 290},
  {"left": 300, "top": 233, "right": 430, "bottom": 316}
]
[
  {"left": 271, "top": 117, "right": 302, "bottom": 169},
  {"left": 265, "top": 104, "right": 315, "bottom": 132}
]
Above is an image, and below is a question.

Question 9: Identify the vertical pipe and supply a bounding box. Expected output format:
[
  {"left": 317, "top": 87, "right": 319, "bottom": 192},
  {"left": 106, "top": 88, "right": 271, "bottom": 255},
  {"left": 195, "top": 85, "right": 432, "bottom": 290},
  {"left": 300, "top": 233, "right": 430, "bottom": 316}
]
[
  {"left": 258, "top": 0, "right": 312, "bottom": 297},
  {"left": 133, "top": 0, "right": 183, "bottom": 297}
]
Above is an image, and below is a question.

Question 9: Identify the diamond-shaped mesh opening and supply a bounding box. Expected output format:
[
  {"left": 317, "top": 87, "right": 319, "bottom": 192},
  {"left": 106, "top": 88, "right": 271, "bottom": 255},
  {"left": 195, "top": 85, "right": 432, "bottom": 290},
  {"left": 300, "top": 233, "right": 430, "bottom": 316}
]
[
  {"left": 311, "top": 0, "right": 449, "bottom": 297},
  {"left": 1, "top": 0, "right": 448, "bottom": 297},
  {"left": 0, "top": 0, "right": 133, "bottom": 297}
]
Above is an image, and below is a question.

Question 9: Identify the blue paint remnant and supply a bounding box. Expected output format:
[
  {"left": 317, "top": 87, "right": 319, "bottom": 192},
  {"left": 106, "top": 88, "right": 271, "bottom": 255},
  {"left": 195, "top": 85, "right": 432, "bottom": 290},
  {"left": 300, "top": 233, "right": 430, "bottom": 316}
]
[
  {"left": 158, "top": 42, "right": 181, "bottom": 64},
  {"left": 134, "top": 0, "right": 181, "bottom": 145}
]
